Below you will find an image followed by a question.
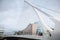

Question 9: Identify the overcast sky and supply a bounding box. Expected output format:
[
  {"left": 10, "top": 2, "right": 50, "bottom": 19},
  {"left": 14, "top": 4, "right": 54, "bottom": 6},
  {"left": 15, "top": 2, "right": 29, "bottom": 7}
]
[{"left": 0, "top": 0, "right": 60, "bottom": 34}]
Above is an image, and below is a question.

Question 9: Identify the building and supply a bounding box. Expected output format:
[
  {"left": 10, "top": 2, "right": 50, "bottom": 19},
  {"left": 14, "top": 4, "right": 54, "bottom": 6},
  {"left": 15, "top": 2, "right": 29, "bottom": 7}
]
[
  {"left": 0, "top": 25, "right": 4, "bottom": 37},
  {"left": 15, "top": 23, "right": 37, "bottom": 35},
  {"left": 22, "top": 23, "right": 37, "bottom": 35},
  {"left": 15, "top": 21, "right": 44, "bottom": 36}
]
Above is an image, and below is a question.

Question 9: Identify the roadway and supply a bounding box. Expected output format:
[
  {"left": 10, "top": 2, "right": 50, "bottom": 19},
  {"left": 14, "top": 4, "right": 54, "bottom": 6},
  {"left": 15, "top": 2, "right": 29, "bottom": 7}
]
[{"left": 3, "top": 35, "right": 42, "bottom": 40}]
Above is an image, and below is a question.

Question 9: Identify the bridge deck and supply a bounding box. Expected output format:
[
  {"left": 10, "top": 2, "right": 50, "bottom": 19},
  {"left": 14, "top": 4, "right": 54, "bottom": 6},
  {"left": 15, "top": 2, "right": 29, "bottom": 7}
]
[{"left": 3, "top": 35, "right": 42, "bottom": 40}]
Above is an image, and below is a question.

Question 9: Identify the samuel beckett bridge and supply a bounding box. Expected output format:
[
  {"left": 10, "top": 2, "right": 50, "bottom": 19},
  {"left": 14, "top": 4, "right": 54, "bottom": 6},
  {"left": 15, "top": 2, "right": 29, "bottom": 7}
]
[{"left": 0, "top": 0, "right": 60, "bottom": 40}]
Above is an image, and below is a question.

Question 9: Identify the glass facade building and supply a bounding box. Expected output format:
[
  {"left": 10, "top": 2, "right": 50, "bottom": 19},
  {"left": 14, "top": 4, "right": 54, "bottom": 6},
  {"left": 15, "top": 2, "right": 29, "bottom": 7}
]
[{"left": 35, "top": 21, "right": 44, "bottom": 35}]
